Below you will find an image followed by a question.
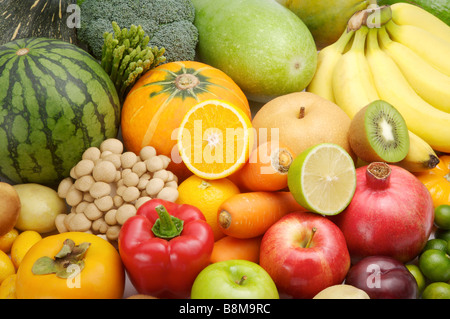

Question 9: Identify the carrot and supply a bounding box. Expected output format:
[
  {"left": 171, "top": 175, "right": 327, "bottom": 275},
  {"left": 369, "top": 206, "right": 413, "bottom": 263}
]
[
  {"left": 228, "top": 142, "right": 294, "bottom": 192},
  {"left": 217, "top": 191, "right": 308, "bottom": 239},
  {"left": 210, "top": 235, "right": 263, "bottom": 264}
]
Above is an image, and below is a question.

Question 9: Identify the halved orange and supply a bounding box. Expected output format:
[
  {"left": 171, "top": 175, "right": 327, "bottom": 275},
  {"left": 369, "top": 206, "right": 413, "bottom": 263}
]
[{"left": 177, "top": 99, "right": 253, "bottom": 180}]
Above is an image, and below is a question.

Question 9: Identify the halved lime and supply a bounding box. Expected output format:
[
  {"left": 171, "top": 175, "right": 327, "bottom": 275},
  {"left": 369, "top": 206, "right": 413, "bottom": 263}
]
[
  {"left": 406, "top": 264, "right": 426, "bottom": 293},
  {"left": 287, "top": 143, "right": 356, "bottom": 216}
]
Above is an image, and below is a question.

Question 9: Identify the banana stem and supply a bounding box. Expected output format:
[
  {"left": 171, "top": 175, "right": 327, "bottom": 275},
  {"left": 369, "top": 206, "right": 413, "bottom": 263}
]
[
  {"left": 352, "top": 26, "right": 369, "bottom": 53},
  {"left": 347, "top": 5, "right": 392, "bottom": 31},
  {"left": 367, "top": 5, "right": 392, "bottom": 28},
  {"left": 335, "top": 28, "right": 356, "bottom": 53},
  {"left": 366, "top": 27, "right": 379, "bottom": 56}
]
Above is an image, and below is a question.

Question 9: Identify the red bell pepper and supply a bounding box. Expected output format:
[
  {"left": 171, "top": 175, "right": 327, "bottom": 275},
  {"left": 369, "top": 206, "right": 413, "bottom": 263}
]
[{"left": 118, "top": 198, "right": 214, "bottom": 299}]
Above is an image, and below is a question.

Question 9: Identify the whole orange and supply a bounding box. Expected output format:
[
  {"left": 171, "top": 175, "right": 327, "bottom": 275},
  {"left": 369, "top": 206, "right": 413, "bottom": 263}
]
[
  {"left": 176, "top": 175, "right": 240, "bottom": 241},
  {"left": 121, "top": 61, "right": 251, "bottom": 182}
]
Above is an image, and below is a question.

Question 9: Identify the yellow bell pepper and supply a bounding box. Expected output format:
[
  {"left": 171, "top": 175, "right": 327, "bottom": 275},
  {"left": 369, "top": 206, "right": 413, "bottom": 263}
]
[{"left": 416, "top": 155, "right": 450, "bottom": 208}]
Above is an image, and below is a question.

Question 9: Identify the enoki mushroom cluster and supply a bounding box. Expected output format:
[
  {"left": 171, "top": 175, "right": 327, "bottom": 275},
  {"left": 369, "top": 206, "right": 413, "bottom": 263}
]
[{"left": 56, "top": 138, "right": 179, "bottom": 241}]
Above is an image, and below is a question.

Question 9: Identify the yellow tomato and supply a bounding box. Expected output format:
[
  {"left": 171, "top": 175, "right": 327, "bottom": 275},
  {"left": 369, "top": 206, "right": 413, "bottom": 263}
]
[
  {"left": 416, "top": 155, "right": 450, "bottom": 207},
  {"left": 0, "top": 274, "right": 16, "bottom": 299},
  {"left": 15, "top": 232, "right": 125, "bottom": 299},
  {"left": 10, "top": 230, "right": 42, "bottom": 269},
  {"left": 0, "top": 228, "right": 19, "bottom": 254},
  {"left": 0, "top": 251, "right": 15, "bottom": 285}
]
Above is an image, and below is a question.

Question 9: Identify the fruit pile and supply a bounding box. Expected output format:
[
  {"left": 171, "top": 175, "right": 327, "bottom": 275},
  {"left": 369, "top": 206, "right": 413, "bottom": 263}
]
[
  {"left": 0, "top": 0, "right": 449, "bottom": 300},
  {"left": 308, "top": 3, "right": 450, "bottom": 169}
]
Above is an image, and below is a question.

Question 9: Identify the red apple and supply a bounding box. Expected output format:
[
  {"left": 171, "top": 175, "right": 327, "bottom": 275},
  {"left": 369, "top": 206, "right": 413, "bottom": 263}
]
[
  {"left": 331, "top": 163, "right": 434, "bottom": 263},
  {"left": 259, "top": 211, "right": 351, "bottom": 299}
]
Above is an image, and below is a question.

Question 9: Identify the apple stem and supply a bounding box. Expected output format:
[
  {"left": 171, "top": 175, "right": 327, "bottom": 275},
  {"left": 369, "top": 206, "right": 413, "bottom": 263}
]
[
  {"left": 305, "top": 227, "right": 317, "bottom": 248},
  {"left": 298, "top": 106, "right": 305, "bottom": 119},
  {"left": 236, "top": 275, "right": 247, "bottom": 285}
]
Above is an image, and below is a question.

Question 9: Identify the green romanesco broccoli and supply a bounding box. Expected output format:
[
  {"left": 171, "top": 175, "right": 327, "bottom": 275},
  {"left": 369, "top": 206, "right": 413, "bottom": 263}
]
[
  {"left": 101, "top": 22, "right": 166, "bottom": 101},
  {"left": 78, "top": 0, "right": 198, "bottom": 63}
]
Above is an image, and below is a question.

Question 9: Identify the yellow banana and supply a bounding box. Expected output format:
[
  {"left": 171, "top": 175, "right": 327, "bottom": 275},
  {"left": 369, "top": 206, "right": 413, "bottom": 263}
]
[
  {"left": 385, "top": 20, "right": 450, "bottom": 76},
  {"left": 306, "top": 29, "right": 354, "bottom": 103},
  {"left": 389, "top": 2, "right": 450, "bottom": 44},
  {"left": 332, "top": 26, "right": 379, "bottom": 119},
  {"left": 365, "top": 27, "right": 450, "bottom": 153},
  {"left": 378, "top": 26, "right": 450, "bottom": 113},
  {"left": 397, "top": 131, "right": 440, "bottom": 173}
]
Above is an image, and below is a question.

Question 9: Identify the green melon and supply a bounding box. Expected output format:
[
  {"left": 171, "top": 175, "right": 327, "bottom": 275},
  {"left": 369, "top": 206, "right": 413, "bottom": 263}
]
[{"left": 0, "top": 38, "right": 120, "bottom": 186}]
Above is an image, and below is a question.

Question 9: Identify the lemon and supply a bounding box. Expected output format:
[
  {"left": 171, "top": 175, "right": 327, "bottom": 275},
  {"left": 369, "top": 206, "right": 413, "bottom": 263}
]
[
  {"left": 287, "top": 143, "right": 356, "bottom": 215},
  {"left": 176, "top": 175, "right": 240, "bottom": 241},
  {"left": 0, "top": 251, "right": 15, "bottom": 285},
  {"left": 0, "top": 228, "right": 19, "bottom": 254},
  {"left": 10, "top": 230, "right": 42, "bottom": 269},
  {"left": 0, "top": 274, "right": 16, "bottom": 299}
]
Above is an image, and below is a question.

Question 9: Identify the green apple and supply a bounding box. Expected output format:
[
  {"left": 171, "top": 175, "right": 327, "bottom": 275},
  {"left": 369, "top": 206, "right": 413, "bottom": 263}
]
[
  {"left": 190, "top": 260, "right": 279, "bottom": 299},
  {"left": 13, "top": 183, "right": 67, "bottom": 233},
  {"left": 192, "top": 0, "right": 317, "bottom": 103}
]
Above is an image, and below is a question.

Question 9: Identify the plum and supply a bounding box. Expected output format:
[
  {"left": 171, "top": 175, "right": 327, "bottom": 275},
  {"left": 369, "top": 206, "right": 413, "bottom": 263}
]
[{"left": 345, "top": 256, "right": 419, "bottom": 299}]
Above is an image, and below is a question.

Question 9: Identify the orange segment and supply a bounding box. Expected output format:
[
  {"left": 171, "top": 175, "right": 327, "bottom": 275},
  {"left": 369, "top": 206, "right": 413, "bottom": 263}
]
[{"left": 177, "top": 99, "right": 253, "bottom": 179}]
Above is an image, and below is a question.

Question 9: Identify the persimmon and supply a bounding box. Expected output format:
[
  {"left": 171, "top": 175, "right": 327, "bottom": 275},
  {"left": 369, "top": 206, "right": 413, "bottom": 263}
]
[{"left": 15, "top": 232, "right": 125, "bottom": 299}]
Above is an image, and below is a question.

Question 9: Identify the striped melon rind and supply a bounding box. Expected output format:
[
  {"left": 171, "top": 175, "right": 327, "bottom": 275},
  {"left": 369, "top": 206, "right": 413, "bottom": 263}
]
[{"left": 0, "top": 38, "right": 121, "bottom": 186}]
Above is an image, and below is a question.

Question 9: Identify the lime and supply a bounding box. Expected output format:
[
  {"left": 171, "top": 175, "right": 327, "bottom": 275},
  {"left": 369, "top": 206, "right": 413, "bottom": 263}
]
[
  {"left": 422, "top": 238, "right": 448, "bottom": 253},
  {"left": 287, "top": 143, "right": 356, "bottom": 216},
  {"left": 435, "top": 228, "right": 450, "bottom": 242},
  {"left": 406, "top": 264, "right": 426, "bottom": 293},
  {"left": 435, "top": 205, "right": 450, "bottom": 230},
  {"left": 422, "top": 282, "right": 450, "bottom": 299},
  {"left": 419, "top": 249, "right": 450, "bottom": 282}
]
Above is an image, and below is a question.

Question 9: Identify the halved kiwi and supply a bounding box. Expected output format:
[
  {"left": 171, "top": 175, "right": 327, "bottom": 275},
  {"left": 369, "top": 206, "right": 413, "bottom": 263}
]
[{"left": 349, "top": 100, "right": 410, "bottom": 163}]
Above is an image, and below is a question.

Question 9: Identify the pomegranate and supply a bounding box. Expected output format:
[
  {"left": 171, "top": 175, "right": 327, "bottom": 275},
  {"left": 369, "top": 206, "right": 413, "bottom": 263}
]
[{"left": 332, "top": 162, "right": 434, "bottom": 263}]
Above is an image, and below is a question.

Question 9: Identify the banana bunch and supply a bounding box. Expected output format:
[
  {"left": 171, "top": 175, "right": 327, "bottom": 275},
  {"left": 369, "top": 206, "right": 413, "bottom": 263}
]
[{"left": 307, "top": 3, "right": 450, "bottom": 172}]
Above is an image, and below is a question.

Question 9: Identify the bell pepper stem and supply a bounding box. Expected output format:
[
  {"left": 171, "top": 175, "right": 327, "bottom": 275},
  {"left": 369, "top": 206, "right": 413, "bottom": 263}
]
[{"left": 152, "top": 204, "right": 184, "bottom": 239}]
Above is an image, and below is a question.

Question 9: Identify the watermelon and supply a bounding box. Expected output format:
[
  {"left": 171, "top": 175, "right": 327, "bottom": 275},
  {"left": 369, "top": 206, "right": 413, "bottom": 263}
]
[{"left": 0, "top": 38, "right": 121, "bottom": 186}]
